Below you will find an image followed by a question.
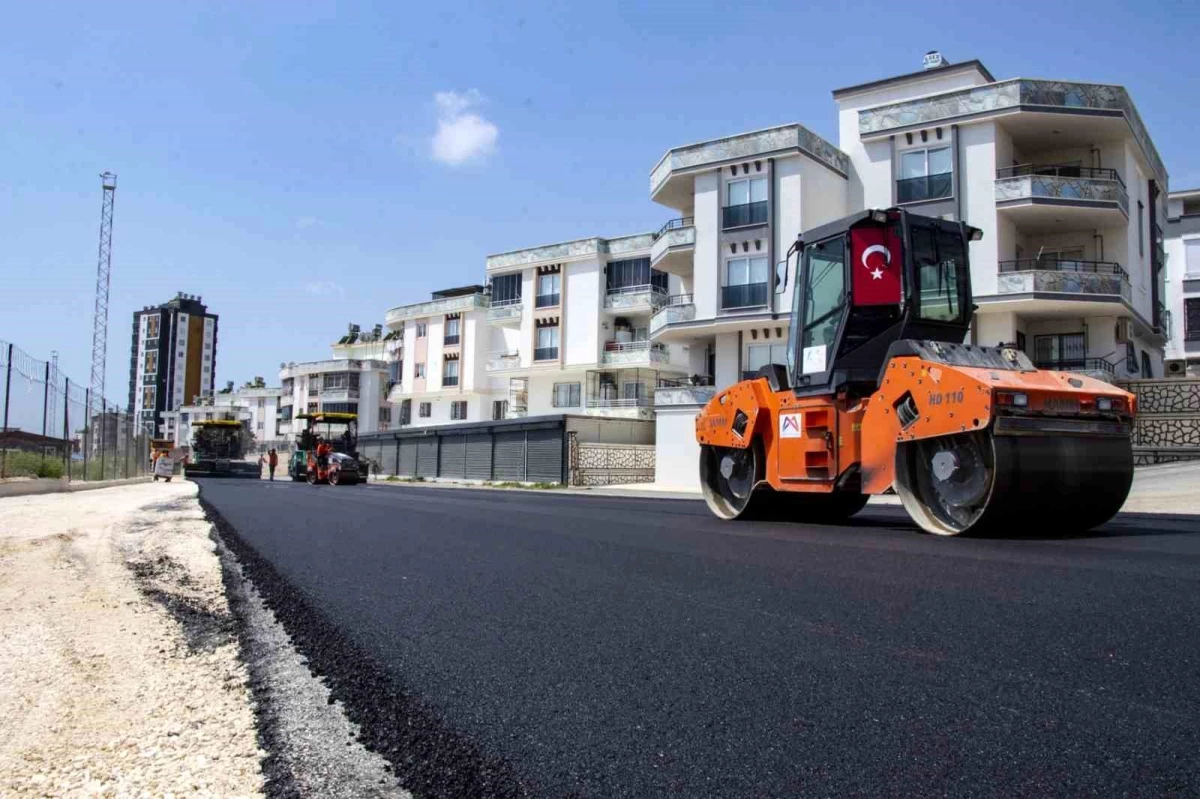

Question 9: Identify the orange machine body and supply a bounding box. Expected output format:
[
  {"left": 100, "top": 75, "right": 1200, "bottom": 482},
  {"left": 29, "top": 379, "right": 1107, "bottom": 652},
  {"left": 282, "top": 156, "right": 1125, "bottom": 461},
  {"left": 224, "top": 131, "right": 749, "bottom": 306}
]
[{"left": 695, "top": 355, "right": 1135, "bottom": 498}]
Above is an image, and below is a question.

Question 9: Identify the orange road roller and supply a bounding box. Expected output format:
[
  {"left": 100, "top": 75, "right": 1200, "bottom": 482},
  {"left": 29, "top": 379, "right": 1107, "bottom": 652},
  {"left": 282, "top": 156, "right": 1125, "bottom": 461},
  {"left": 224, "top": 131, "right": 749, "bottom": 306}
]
[{"left": 695, "top": 208, "right": 1135, "bottom": 535}]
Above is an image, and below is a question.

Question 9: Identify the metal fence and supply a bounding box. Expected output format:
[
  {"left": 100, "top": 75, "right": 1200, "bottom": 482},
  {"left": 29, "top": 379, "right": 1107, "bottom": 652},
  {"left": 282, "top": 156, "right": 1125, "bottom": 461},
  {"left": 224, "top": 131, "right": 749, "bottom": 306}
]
[{"left": 0, "top": 339, "right": 153, "bottom": 482}]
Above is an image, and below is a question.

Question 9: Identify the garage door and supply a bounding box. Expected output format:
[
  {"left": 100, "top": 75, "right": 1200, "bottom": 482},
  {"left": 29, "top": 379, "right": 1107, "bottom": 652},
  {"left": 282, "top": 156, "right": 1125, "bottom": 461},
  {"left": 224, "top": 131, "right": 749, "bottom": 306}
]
[
  {"left": 439, "top": 435, "right": 466, "bottom": 478},
  {"left": 398, "top": 439, "right": 418, "bottom": 476},
  {"left": 379, "top": 440, "right": 399, "bottom": 476},
  {"left": 417, "top": 437, "right": 439, "bottom": 477},
  {"left": 492, "top": 431, "right": 526, "bottom": 481},
  {"left": 525, "top": 428, "right": 563, "bottom": 484},
  {"left": 465, "top": 434, "right": 492, "bottom": 480}
]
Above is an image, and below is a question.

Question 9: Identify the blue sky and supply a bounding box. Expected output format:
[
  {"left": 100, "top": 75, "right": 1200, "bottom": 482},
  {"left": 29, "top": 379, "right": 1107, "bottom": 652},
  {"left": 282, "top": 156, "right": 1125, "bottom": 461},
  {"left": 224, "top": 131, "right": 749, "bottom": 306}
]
[{"left": 3, "top": 0, "right": 1198, "bottom": 399}]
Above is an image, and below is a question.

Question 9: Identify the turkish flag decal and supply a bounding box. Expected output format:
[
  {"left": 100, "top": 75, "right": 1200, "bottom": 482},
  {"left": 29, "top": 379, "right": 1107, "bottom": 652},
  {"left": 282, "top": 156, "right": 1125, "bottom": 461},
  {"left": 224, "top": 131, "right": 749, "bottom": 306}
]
[{"left": 850, "top": 225, "right": 902, "bottom": 306}]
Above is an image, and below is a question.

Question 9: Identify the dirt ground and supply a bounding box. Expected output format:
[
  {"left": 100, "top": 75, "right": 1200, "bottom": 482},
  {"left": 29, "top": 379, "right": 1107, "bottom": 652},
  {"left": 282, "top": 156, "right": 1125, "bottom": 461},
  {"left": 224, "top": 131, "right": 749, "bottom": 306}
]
[{"left": 0, "top": 482, "right": 264, "bottom": 797}]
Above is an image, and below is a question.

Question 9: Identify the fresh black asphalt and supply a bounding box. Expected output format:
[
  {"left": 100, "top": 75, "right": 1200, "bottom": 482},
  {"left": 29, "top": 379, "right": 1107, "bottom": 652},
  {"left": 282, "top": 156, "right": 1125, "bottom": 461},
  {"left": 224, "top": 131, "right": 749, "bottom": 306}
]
[{"left": 199, "top": 478, "right": 1200, "bottom": 798}]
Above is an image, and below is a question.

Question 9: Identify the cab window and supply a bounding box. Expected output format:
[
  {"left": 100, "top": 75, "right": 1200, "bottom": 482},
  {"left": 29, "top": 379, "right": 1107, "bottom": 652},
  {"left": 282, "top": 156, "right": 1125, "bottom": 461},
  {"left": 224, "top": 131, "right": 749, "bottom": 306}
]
[
  {"left": 911, "top": 223, "right": 969, "bottom": 324},
  {"left": 795, "top": 237, "right": 847, "bottom": 374}
]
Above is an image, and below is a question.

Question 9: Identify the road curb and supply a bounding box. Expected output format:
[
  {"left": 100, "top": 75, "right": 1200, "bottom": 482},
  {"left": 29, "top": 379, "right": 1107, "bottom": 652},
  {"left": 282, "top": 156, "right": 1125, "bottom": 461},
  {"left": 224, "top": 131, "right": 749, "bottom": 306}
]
[{"left": 0, "top": 475, "right": 153, "bottom": 499}]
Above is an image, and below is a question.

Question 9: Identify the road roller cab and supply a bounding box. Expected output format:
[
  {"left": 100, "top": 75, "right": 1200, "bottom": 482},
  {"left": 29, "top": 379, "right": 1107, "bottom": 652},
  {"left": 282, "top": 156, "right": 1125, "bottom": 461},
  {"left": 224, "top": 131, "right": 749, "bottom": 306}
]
[{"left": 694, "top": 208, "right": 1136, "bottom": 535}]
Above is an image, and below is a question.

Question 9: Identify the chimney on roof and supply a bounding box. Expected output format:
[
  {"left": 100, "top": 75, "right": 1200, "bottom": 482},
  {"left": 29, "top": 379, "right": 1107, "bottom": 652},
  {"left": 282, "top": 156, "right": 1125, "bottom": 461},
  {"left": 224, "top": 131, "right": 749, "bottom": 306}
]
[{"left": 923, "top": 51, "right": 948, "bottom": 70}]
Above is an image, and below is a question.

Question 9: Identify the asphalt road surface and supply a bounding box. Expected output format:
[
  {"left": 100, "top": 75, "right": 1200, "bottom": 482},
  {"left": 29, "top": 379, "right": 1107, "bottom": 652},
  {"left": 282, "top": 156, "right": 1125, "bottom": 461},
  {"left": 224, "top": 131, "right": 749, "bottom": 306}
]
[{"left": 199, "top": 478, "right": 1200, "bottom": 798}]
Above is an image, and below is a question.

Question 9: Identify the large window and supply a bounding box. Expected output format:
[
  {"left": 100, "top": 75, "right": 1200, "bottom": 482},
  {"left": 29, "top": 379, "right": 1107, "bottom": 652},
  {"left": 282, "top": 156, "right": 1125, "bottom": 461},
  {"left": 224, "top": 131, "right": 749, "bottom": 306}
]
[
  {"left": 798, "top": 238, "right": 846, "bottom": 374},
  {"left": 144, "top": 350, "right": 157, "bottom": 374},
  {"left": 490, "top": 273, "right": 522, "bottom": 305},
  {"left": 552, "top": 382, "right": 581, "bottom": 407},
  {"left": 321, "top": 402, "right": 358, "bottom": 415},
  {"left": 898, "top": 147, "right": 952, "bottom": 203},
  {"left": 1035, "top": 333, "right": 1087, "bottom": 370},
  {"left": 322, "top": 372, "right": 359, "bottom": 391},
  {"left": 535, "top": 326, "right": 559, "bottom": 361},
  {"left": 416, "top": 322, "right": 427, "bottom": 338},
  {"left": 722, "top": 256, "right": 769, "bottom": 309},
  {"left": 444, "top": 317, "right": 460, "bottom": 345},
  {"left": 537, "top": 273, "right": 561, "bottom": 307},
  {"left": 145, "top": 314, "right": 160, "bottom": 338},
  {"left": 746, "top": 344, "right": 788, "bottom": 379},
  {"left": 419, "top": 402, "right": 431, "bottom": 418},
  {"left": 142, "top": 386, "right": 156, "bottom": 408},
  {"left": 443, "top": 359, "right": 459, "bottom": 386},
  {"left": 910, "top": 223, "right": 969, "bottom": 323},
  {"left": 415, "top": 363, "right": 426, "bottom": 378},
  {"left": 450, "top": 401, "right": 467, "bottom": 420},
  {"left": 724, "top": 178, "right": 768, "bottom": 228},
  {"left": 492, "top": 399, "right": 508, "bottom": 420},
  {"left": 607, "top": 258, "right": 667, "bottom": 294},
  {"left": 1186, "top": 298, "right": 1200, "bottom": 341},
  {"left": 1186, "top": 239, "right": 1200, "bottom": 278},
  {"left": 400, "top": 399, "right": 412, "bottom": 424}
]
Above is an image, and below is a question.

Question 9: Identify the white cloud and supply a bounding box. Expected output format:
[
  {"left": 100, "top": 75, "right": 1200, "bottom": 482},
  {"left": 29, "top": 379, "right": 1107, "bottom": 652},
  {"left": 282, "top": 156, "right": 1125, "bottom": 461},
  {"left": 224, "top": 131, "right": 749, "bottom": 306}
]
[
  {"left": 305, "top": 281, "right": 344, "bottom": 297},
  {"left": 431, "top": 89, "right": 498, "bottom": 166}
]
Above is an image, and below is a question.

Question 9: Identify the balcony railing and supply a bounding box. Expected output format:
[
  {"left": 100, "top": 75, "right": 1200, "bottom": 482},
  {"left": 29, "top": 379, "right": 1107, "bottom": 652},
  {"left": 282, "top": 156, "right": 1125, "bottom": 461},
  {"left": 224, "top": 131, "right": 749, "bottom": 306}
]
[
  {"left": 721, "top": 282, "right": 769, "bottom": 310},
  {"left": 1185, "top": 330, "right": 1200, "bottom": 342},
  {"left": 534, "top": 347, "right": 559, "bottom": 362},
  {"left": 722, "top": 201, "right": 768, "bottom": 229},
  {"left": 998, "top": 259, "right": 1128, "bottom": 279},
  {"left": 605, "top": 284, "right": 669, "bottom": 310},
  {"left": 487, "top": 297, "right": 522, "bottom": 324},
  {"left": 897, "top": 173, "right": 953, "bottom": 204},
  {"left": 601, "top": 341, "right": 668, "bottom": 366},
  {"left": 486, "top": 352, "right": 520, "bottom": 371},
  {"left": 1035, "top": 358, "right": 1116, "bottom": 375},
  {"left": 535, "top": 293, "right": 560, "bottom": 308},
  {"left": 443, "top": 334, "right": 461, "bottom": 346},
  {"left": 997, "top": 163, "right": 1126, "bottom": 189},
  {"left": 995, "top": 174, "right": 1129, "bottom": 214},
  {"left": 442, "top": 376, "right": 460, "bottom": 387},
  {"left": 650, "top": 294, "right": 696, "bottom": 335},
  {"left": 653, "top": 216, "right": 695, "bottom": 239},
  {"left": 586, "top": 397, "right": 654, "bottom": 409}
]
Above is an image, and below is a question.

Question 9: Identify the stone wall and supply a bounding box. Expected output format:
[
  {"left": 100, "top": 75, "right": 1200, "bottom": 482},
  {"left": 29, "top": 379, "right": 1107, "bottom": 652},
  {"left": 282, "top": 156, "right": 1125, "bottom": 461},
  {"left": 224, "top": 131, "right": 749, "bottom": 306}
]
[
  {"left": 568, "top": 437, "right": 656, "bottom": 486},
  {"left": 1116, "top": 378, "right": 1200, "bottom": 464}
]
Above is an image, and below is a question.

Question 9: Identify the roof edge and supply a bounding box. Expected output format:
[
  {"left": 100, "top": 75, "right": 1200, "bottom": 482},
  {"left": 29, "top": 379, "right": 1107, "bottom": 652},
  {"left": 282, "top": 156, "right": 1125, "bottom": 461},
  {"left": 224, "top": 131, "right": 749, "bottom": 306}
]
[{"left": 832, "top": 59, "right": 996, "bottom": 100}]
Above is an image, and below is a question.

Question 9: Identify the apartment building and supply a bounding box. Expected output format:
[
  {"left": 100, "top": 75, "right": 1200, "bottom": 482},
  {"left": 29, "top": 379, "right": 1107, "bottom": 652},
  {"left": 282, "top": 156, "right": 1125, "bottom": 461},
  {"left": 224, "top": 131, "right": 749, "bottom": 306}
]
[
  {"left": 128, "top": 293, "right": 219, "bottom": 437},
  {"left": 383, "top": 285, "right": 494, "bottom": 427},
  {"left": 1165, "top": 188, "right": 1200, "bottom": 374},
  {"left": 836, "top": 54, "right": 1168, "bottom": 380},
  {"left": 484, "top": 234, "right": 689, "bottom": 421},
  {"left": 161, "top": 383, "right": 286, "bottom": 450},
  {"left": 278, "top": 358, "right": 390, "bottom": 436}
]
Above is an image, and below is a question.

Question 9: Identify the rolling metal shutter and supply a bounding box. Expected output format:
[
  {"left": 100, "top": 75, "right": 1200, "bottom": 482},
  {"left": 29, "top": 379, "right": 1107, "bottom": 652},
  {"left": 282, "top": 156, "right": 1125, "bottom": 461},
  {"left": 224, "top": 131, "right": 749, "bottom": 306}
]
[
  {"left": 398, "top": 439, "right": 418, "bottom": 476},
  {"left": 417, "top": 437, "right": 439, "bottom": 477},
  {"left": 360, "top": 440, "right": 382, "bottom": 473},
  {"left": 380, "top": 440, "right": 399, "bottom": 475},
  {"left": 439, "top": 435, "right": 466, "bottom": 478},
  {"left": 492, "top": 431, "right": 526, "bottom": 481},
  {"left": 465, "top": 434, "right": 492, "bottom": 480},
  {"left": 525, "top": 428, "right": 563, "bottom": 483}
]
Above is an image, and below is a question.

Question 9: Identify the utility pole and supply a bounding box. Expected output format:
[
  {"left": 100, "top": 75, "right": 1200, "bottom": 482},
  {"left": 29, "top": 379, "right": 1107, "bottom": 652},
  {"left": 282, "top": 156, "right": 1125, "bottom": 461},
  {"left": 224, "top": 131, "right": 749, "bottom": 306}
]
[{"left": 89, "top": 172, "right": 117, "bottom": 455}]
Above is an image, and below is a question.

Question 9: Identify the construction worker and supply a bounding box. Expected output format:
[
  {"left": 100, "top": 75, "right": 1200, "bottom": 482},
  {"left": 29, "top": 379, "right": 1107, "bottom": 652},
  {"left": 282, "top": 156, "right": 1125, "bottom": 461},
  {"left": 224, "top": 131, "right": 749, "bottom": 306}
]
[{"left": 268, "top": 448, "right": 278, "bottom": 481}]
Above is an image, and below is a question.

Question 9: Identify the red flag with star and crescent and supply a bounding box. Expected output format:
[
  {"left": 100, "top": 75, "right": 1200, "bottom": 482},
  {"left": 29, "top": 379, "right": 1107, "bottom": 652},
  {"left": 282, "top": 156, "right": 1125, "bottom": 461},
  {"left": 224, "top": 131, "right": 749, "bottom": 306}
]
[{"left": 850, "top": 224, "right": 902, "bottom": 306}]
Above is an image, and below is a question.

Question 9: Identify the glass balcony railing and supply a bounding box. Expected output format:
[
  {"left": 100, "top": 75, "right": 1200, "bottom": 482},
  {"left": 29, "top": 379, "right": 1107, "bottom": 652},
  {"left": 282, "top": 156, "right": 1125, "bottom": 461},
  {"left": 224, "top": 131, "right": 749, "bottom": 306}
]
[
  {"left": 535, "top": 293, "right": 560, "bottom": 308},
  {"left": 897, "top": 173, "right": 953, "bottom": 204},
  {"left": 534, "top": 347, "right": 559, "bottom": 362},
  {"left": 721, "top": 282, "right": 769, "bottom": 310},
  {"left": 722, "top": 201, "right": 768, "bottom": 229},
  {"left": 996, "top": 163, "right": 1126, "bottom": 189},
  {"left": 443, "top": 334, "right": 460, "bottom": 346}
]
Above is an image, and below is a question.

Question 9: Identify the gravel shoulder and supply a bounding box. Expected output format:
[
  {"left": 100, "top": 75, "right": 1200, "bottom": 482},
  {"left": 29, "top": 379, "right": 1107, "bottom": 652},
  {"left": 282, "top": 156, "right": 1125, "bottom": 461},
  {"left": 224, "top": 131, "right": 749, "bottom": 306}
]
[{"left": 0, "top": 482, "right": 265, "bottom": 797}]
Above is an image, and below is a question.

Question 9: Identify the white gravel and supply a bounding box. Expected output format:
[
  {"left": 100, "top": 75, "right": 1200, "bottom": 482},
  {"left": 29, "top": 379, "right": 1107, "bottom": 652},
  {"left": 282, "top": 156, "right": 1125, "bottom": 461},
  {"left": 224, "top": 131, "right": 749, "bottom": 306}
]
[{"left": 0, "top": 482, "right": 265, "bottom": 797}]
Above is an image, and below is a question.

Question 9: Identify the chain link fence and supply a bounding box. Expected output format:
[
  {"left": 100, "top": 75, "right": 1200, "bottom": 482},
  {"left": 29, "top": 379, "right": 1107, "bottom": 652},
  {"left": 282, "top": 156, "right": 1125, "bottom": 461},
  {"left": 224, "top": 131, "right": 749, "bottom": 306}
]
[{"left": 0, "top": 340, "right": 152, "bottom": 482}]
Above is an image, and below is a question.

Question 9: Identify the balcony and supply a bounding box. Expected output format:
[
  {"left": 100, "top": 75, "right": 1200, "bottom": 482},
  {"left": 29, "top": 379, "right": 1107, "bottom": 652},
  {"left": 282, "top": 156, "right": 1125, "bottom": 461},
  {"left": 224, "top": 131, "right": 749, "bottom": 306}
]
[
  {"left": 722, "top": 201, "right": 768, "bottom": 230},
  {"left": 997, "top": 259, "right": 1130, "bottom": 301},
  {"left": 1035, "top": 358, "right": 1117, "bottom": 382},
  {"left": 650, "top": 294, "right": 695, "bottom": 336},
  {"left": 443, "top": 334, "right": 461, "bottom": 346},
  {"left": 487, "top": 297, "right": 523, "bottom": 326},
  {"left": 534, "top": 347, "right": 559, "bottom": 362},
  {"left": 897, "top": 173, "right": 952, "bottom": 204},
  {"left": 650, "top": 219, "right": 695, "bottom": 275},
  {"left": 442, "top": 375, "right": 459, "bottom": 387},
  {"left": 486, "top": 352, "right": 521, "bottom": 372},
  {"left": 319, "top": 387, "right": 360, "bottom": 402},
  {"left": 655, "top": 375, "right": 717, "bottom": 407},
  {"left": 604, "top": 283, "right": 668, "bottom": 312},
  {"left": 995, "top": 165, "right": 1129, "bottom": 232},
  {"left": 721, "top": 282, "right": 769, "bottom": 311},
  {"left": 535, "top": 293, "right": 560, "bottom": 309},
  {"left": 601, "top": 341, "right": 669, "bottom": 366}
]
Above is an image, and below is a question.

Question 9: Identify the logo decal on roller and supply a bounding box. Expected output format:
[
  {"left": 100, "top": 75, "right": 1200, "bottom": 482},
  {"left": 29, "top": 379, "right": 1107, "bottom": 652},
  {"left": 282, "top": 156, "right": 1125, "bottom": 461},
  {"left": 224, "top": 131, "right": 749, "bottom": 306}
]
[{"left": 780, "top": 413, "right": 803, "bottom": 439}]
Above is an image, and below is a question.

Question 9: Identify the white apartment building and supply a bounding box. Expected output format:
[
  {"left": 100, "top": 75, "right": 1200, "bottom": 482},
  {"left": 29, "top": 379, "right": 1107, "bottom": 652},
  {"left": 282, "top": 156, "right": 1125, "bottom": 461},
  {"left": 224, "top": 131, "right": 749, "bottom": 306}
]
[
  {"left": 383, "top": 285, "right": 496, "bottom": 427},
  {"left": 484, "top": 234, "right": 689, "bottom": 421},
  {"left": 1165, "top": 188, "right": 1200, "bottom": 374},
  {"left": 649, "top": 52, "right": 1170, "bottom": 489},
  {"left": 161, "top": 383, "right": 285, "bottom": 450},
  {"left": 279, "top": 358, "right": 390, "bottom": 436}
]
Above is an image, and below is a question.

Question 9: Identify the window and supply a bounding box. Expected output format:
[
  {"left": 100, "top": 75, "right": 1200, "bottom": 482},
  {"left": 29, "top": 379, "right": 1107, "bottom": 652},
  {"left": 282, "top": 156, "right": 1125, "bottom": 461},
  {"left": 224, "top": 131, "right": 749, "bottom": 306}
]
[
  {"left": 321, "top": 402, "right": 358, "bottom": 415},
  {"left": 379, "top": 406, "right": 391, "bottom": 423},
  {"left": 552, "top": 382, "right": 581, "bottom": 407},
  {"left": 723, "top": 256, "right": 769, "bottom": 309},
  {"left": 1137, "top": 201, "right": 1145, "bottom": 257},
  {"left": 535, "top": 326, "right": 559, "bottom": 360},
  {"left": 1186, "top": 298, "right": 1200, "bottom": 341},
  {"left": 898, "top": 147, "right": 952, "bottom": 203},
  {"left": 607, "top": 257, "right": 667, "bottom": 294},
  {"left": 537, "top": 273, "right": 561, "bottom": 307},
  {"left": 746, "top": 344, "right": 788, "bottom": 378},
  {"left": 257, "top": 421, "right": 264, "bottom": 431},
  {"left": 911, "top": 223, "right": 969, "bottom": 323},
  {"left": 144, "top": 350, "right": 158, "bottom": 374},
  {"left": 142, "top": 386, "right": 156, "bottom": 407},
  {"left": 145, "top": 315, "right": 160, "bottom": 338},
  {"left": 798, "top": 238, "right": 847, "bottom": 374},
  {"left": 444, "top": 317, "right": 460, "bottom": 344},
  {"left": 419, "top": 402, "right": 432, "bottom": 418},
  {"left": 1186, "top": 240, "right": 1200, "bottom": 278},
  {"left": 400, "top": 399, "right": 412, "bottom": 424},
  {"left": 723, "top": 177, "right": 768, "bottom": 228},
  {"left": 1036, "top": 333, "right": 1088, "bottom": 370},
  {"left": 451, "top": 400, "right": 467, "bottom": 420},
  {"left": 415, "top": 363, "right": 426, "bottom": 378},
  {"left": 443, "top": 359, "right": 459, "bottom": 386},
  {"left": 416, "top": 322, "right": 427, "bottom": 338},
  {"left": 490, "top": 273, "right": 522, "bottom": 305},
  {"left": 492, "top": 399, "right": 508, "bottom": 420},
  {"left": 258, "top": 398, "right": 265, "bottom": 409},
  {"left": 1141, "top": 351, "right": 1153, "bottom": 378},
  {"left": 307, "top": 402, "right": 318, "bottom": 414},
  {"left": 622, "top": 381, "right": 647, "bottom": 401}
]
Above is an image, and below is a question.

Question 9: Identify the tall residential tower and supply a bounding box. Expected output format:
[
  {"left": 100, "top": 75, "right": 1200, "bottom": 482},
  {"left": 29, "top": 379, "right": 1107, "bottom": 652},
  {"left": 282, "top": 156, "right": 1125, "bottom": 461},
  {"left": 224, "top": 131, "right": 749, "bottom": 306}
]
[{"left": 128, "top": 293, "right": 219, "bottom": 436}]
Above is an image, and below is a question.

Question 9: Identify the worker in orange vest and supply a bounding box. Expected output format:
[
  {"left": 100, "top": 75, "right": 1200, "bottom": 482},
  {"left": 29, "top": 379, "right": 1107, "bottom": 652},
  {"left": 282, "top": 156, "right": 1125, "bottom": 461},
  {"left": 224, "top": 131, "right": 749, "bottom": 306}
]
[{"left": 267, "top": 448, "right": 278, "bottom": 481}]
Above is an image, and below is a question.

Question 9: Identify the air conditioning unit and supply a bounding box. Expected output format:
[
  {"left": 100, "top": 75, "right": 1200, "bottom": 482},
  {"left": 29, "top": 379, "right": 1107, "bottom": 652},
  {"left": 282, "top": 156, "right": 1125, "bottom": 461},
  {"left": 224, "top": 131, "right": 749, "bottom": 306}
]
[
  {"left": 1115, "top": 319, "right": 1134, "bottom": 343},
  {"left": 1165, "top": 359, "right": 1188, "bottom": 378}
]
